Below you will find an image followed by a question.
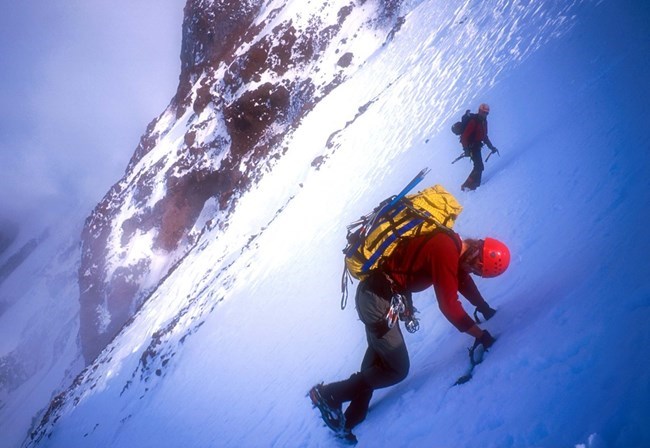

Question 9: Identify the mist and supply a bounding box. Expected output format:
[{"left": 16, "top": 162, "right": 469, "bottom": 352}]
[{"left": 0, "top": 0, "right": 185, "bottom": 238}]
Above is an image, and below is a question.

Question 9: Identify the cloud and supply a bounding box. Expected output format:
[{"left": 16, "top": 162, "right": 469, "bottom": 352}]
[{"left": 0, "top": 0, "right": 185, "bottom": 230}]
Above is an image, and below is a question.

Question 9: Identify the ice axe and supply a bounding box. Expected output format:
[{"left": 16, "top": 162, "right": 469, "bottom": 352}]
[
  {"left": 485, "top": 148, "right": 500, "bottom": 162},
  {"left": 451, "top": 152, "right": 469, "bottom": 164}
]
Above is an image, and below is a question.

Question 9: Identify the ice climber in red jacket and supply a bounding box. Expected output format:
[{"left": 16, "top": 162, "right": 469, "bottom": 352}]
[
  {"left": 460, "top": 103, "right": 499, "bottom": 191},
  {"left": 309, "top": 231, "right": 510, "bottom": 443}
]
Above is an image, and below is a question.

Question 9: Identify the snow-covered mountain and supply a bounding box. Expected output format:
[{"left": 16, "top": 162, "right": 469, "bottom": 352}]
[
  {"left": 76, "top": 0, "right": 411, "bottom": 365},
  {"left": 2, "top": 0, "right": 649, "bottom": 447}
]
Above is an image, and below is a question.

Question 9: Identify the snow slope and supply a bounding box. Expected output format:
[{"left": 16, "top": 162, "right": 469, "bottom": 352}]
[{"left": 15, "top": 0, "right": 650, "bottom": 447}]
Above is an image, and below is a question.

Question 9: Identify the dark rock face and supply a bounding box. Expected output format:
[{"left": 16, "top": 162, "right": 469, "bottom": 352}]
[{"left": 78, "top": 0, "right": 404, "bottom": 364}]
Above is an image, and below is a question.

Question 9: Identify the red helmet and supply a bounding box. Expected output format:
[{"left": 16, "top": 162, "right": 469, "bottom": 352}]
[{"left": 481, "top": 237, "right": 510, "bottom": 277}]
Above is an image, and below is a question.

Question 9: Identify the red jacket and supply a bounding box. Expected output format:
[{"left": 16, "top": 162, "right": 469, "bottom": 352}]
[
  {"left": 461, "top": 115, "right": 493, "bottom": 149},
  {"left": 382, "top": 231, "right": 484, "bottom": 332}
]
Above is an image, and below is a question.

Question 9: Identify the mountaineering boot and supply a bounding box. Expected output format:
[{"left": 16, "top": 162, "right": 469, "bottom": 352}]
[
  {"left": 343, "top": 387, "right": 373, "bottom": 432},
  {"left": 309, "top": 383, "right": 345, "bottom": 433},
  {"left": 461, "top": 179, "right": 477, "bottom": 191}
]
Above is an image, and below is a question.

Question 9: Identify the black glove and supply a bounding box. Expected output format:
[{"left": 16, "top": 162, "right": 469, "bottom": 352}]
[
  {"left": 474, "top": 330, "right": 495, "bottom": 350},
  {"left": 473, "top": 306, "right": 496, "bottom": 323},
  {"left": 463, "top": 147, "right": 471, "bottom": 157},
  {"left": 474, "top": 306, "right": 496, "bottom": 323},
  {"left": 483, "top": 307, "right": 497, "bottom": 320},
  {"left": 468, "top": 330, "right": 495, "bottom": 366}
]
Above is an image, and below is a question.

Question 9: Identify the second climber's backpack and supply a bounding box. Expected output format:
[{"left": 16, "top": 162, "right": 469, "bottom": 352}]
[
  {"left": 451, "top": 109, "right": 475, "bottom": 136},
  {"left": 340, "top": 169, "right": 463, "bottom": 308}
]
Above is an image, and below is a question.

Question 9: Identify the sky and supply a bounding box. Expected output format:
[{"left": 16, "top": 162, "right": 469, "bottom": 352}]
[{"left": 0, "top": 0, "right": 185, "bottom": 232}]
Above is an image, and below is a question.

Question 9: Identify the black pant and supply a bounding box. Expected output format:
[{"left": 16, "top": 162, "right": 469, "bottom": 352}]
[
  {"left": 462, "top": 145, "right": 484, "bottom": 190},
  {"left": 323, "top": 279, "right": 410, "bottom": 429}
]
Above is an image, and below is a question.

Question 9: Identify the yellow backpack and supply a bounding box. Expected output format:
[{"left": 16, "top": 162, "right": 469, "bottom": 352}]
[{"left": 341, "top": 170, "right": 462, "bottom": 308}]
